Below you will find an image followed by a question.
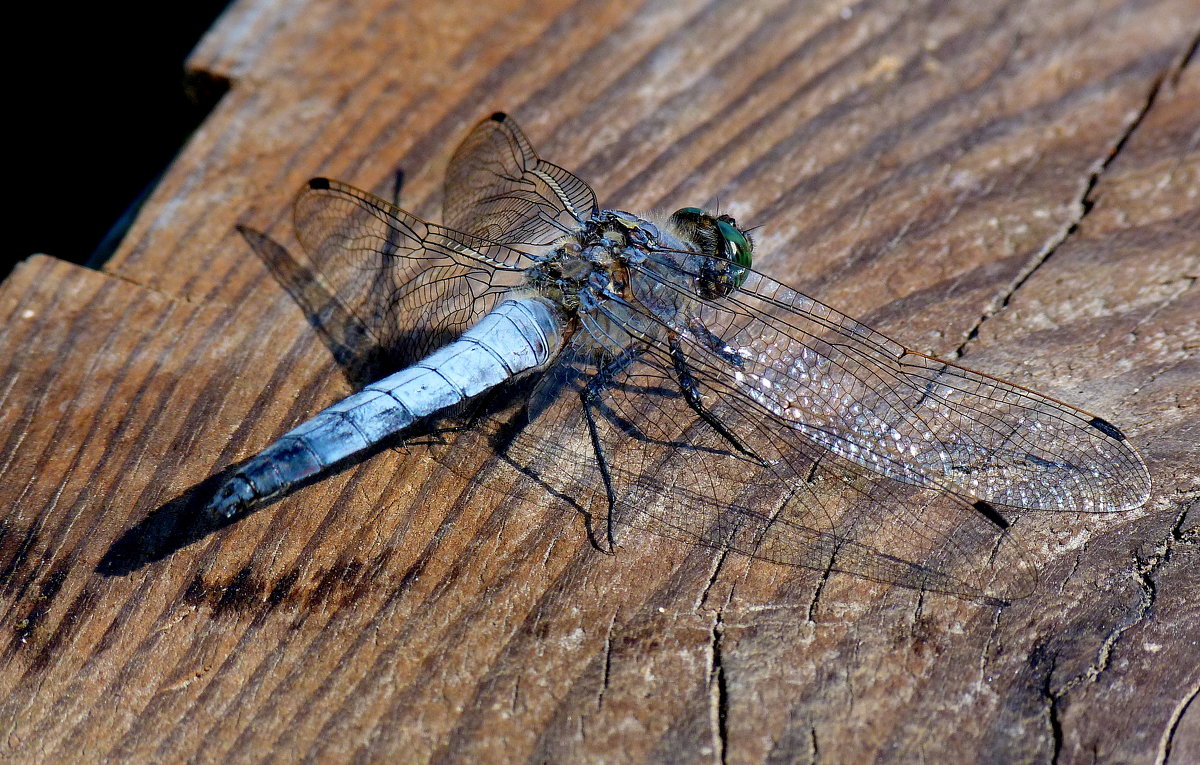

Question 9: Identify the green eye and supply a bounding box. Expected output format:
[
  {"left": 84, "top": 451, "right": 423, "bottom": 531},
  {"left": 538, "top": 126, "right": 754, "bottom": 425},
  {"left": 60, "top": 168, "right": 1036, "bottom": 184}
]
[
  {"left": 716, "top": 219, "right": 753, "bottom": 285},
  {"left": 669, "top": 207, "right": 753, "bottom": 293}
]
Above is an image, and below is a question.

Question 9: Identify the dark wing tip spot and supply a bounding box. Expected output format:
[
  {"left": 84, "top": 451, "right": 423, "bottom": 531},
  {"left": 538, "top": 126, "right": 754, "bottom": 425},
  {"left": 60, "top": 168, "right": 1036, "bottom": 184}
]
[
  {"left": 973, "top": 500, "right": 1010, "bottom": 530},
  {"left": 308, "top": 177, "right": 331, "bottom": 190},
  {"left": 490, "top": 112, "right": 508, "bottom": 123},
  {"left": 1088, "top": 416, "right": 1126, "bottom": 441}
]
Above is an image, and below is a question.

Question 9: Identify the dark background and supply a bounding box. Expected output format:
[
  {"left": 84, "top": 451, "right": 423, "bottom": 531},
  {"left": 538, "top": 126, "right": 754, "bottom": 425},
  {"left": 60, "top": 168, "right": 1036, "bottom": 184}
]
[{"left": 8, "top": 3, "right": 233, "bottom": 281}]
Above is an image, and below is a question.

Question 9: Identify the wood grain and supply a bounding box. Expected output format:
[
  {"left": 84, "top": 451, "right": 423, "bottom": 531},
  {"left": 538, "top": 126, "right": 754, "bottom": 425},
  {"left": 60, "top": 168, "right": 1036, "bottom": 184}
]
[{"left": 2, "top": 0, "right": 1197, "bottom": 762}]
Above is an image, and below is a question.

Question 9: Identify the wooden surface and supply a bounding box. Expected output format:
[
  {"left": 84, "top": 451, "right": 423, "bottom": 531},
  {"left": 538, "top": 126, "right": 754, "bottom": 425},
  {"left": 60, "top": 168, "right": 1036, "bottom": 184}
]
[{"left": 2, "top": 0, "right": 1197, "bottom": 761}]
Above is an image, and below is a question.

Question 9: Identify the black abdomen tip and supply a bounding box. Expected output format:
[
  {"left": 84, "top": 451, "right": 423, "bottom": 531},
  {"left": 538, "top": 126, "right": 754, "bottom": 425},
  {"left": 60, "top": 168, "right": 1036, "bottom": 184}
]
[
  {"left": 1088, "top": 416, "right": 1126, "bottom": 441},
  {"left": 308, "top": 177, "right": 331, "bottom": 190}
]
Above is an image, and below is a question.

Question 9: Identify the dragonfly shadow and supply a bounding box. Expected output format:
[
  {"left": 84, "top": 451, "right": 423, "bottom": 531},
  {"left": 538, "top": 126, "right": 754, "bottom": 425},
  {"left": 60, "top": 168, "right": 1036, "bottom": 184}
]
[
  {"left": 97, "top": 459, "right": 256, "bottom": 576},
  {"left": 466, "top": 387, "right": 615, "bottom": 550},
  {"left": 235, "top": 224, "right": 409, "bottom": 388}
]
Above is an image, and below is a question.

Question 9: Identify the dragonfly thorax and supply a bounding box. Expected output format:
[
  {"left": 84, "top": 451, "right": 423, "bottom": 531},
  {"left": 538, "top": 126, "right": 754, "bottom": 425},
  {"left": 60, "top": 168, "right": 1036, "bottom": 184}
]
[{"left": 526, "top": 210, "right": 655, "bottom": 314}]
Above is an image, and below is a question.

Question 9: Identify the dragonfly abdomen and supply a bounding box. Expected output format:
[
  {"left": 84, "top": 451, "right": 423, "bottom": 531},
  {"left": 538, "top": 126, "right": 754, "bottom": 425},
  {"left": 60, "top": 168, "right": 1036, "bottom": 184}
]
[{"left": 205, "top": 298, "right": 563, "bottom": 519}]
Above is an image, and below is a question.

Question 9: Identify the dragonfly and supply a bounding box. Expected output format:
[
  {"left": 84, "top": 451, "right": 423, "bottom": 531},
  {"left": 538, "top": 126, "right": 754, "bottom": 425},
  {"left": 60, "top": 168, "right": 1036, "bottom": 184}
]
[{"left": 207, "top": 112, "right": 1151, "bottom": 604}]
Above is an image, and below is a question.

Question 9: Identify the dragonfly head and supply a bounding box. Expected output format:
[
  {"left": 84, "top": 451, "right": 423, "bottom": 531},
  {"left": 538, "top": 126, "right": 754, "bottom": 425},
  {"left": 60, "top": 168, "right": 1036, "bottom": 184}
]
[{"left": 668, "top": 207, "right": 754, "bottom": 296}]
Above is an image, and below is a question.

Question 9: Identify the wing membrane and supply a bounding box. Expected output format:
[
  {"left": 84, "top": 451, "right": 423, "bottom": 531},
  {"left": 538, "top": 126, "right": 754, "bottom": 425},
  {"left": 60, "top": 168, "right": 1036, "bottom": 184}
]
[
  {"left": 272, "top": 118, "right": 1147, "bottom": 604},
  {"left": 291, "top": 178, "right": 530, "bottom": 369},
  {"left": 469, "top": 246, "right": 1148, "bottom": 602},
  {"left": 628, "top": 248, "right": 1151, "bottom": 514},
  {"left": 443, "top": 113, "right": 598, "bottom": 246},
  {"left": 459, "top": 310, "right": 1035, "bottom": 603}
]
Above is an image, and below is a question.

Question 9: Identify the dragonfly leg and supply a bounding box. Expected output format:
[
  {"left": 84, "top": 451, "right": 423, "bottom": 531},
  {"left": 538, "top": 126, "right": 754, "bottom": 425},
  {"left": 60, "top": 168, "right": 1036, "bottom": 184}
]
[
  {"left": 579, "top": 347, "right": 644, "bottom": 552},
  {"left": 668, "top": 335, "right": 768, "bottom": 466},
  {"left": 581, "top": 399, "right": 618, "bottom": 553}
]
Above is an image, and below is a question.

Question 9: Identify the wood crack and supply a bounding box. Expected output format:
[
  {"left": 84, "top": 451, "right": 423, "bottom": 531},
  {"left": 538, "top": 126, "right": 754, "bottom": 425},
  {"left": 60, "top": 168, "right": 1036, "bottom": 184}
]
[
  {"left": 1157, "top": 679, "right": 1200, "bottom": 765},
  {"left": 954, "top": 38, "right": 1189, "bottom": 359},
  {"left": 1042, "top": 502, "right": 1193, "bottom": 760},
  {"left": 709, "top": 609, "right": 728, "bottom": 765},
  {"left": 1038, "top": 654, "right": 1065, "bottom": 765},
  {"left": 596, "top": 613, "right": 616, "bottom": 711},
  {"left": 805, "top": 548, "right": 836, "bottom": 623},
  {"left": 697, "top": 547, "right": 732, "bottom": 611}
]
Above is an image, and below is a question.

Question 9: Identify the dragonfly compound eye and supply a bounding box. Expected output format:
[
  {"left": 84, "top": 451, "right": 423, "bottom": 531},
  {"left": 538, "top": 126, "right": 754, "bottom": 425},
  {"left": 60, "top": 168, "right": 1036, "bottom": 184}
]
[
  {"left": 716, "top": 219, "right": 753, "bottom": 286},
  {"left": 670, "top": 207, "right": 753, "bottom": 293}
]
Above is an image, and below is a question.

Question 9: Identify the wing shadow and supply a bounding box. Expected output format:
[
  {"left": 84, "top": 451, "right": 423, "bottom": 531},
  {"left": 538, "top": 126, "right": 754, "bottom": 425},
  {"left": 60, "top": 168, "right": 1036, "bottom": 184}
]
[{"left": 236, "top": 224, "right": 402, "bottom": 389}]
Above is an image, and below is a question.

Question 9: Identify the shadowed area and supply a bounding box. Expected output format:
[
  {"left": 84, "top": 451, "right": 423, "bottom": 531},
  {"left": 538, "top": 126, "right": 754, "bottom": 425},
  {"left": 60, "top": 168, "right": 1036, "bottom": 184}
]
[
  {"left": 97, "top": 225, "right": 411, "bottom": 575},
  {"left": 236, "top": 224, "right": 397, "bottom": 388},
  {"left": 96, "top": 434, "right": 419, "bottom": 576},
  {"left": 96, "top": 460, "right": 259, "bottom": 576}
]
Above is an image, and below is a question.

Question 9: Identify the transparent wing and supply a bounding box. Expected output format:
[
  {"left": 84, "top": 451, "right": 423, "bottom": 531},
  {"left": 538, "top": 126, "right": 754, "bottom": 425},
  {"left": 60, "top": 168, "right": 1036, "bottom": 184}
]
[
  {"left": 291, "top": 178, "right": 531, "bottom": 370},
  {"left": 438, "top": 246, "right": 1150, "bottom": 603},
  {"left": 443, "top": 112, "right": 598, "bottom": 246},
  {"left": 238, "top": 224, "right": 386, "bottom": 387},
  {"left": 626, "top": 248, "right": 1151, "bottom": 514},
  {"left": 597, "top": 374, "right": 1041, "bottom": 604},
  {"left": 447, "top": 314, "right": 1037, "bottom": 604}
]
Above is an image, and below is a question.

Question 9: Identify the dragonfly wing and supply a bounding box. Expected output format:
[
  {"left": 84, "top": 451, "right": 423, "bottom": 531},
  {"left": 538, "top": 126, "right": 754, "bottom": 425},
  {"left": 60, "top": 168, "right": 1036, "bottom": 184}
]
[
  {"left": 443, "top": 113, "right": 598, "bottom": 246},
  {"left": 239, "top": 224, "right": 389, "bottom": 387},
  {"left": 380, "top": 284, "right": 1033, "bottom": 602},
  {"left": 291, "top": 178, "right": 531, "bottom": 371},
  {"left": 467, "top": 311, "right": 1036, "bottom": 604},
  {"left": 608, "top": 398, "right": 1039, "bottom": 605},
  {"left": 627, "top": 248, "right": 1151, "bottom": 514}
]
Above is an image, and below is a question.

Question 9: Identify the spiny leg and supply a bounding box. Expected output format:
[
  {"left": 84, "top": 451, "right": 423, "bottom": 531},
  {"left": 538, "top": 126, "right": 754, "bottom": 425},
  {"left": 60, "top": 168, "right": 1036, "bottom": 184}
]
[
  {"left": 668, "top": 335, "right": 767, "bottom": 466},
  {"left": 579, "top": 347, "right": 643, "bottom": 552}
]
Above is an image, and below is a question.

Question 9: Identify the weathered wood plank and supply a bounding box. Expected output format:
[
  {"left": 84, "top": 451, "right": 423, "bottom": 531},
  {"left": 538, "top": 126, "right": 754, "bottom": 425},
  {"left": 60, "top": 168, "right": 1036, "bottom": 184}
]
[{"left": 1, "top": 0, "right": 1196, "bottom": 762}]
